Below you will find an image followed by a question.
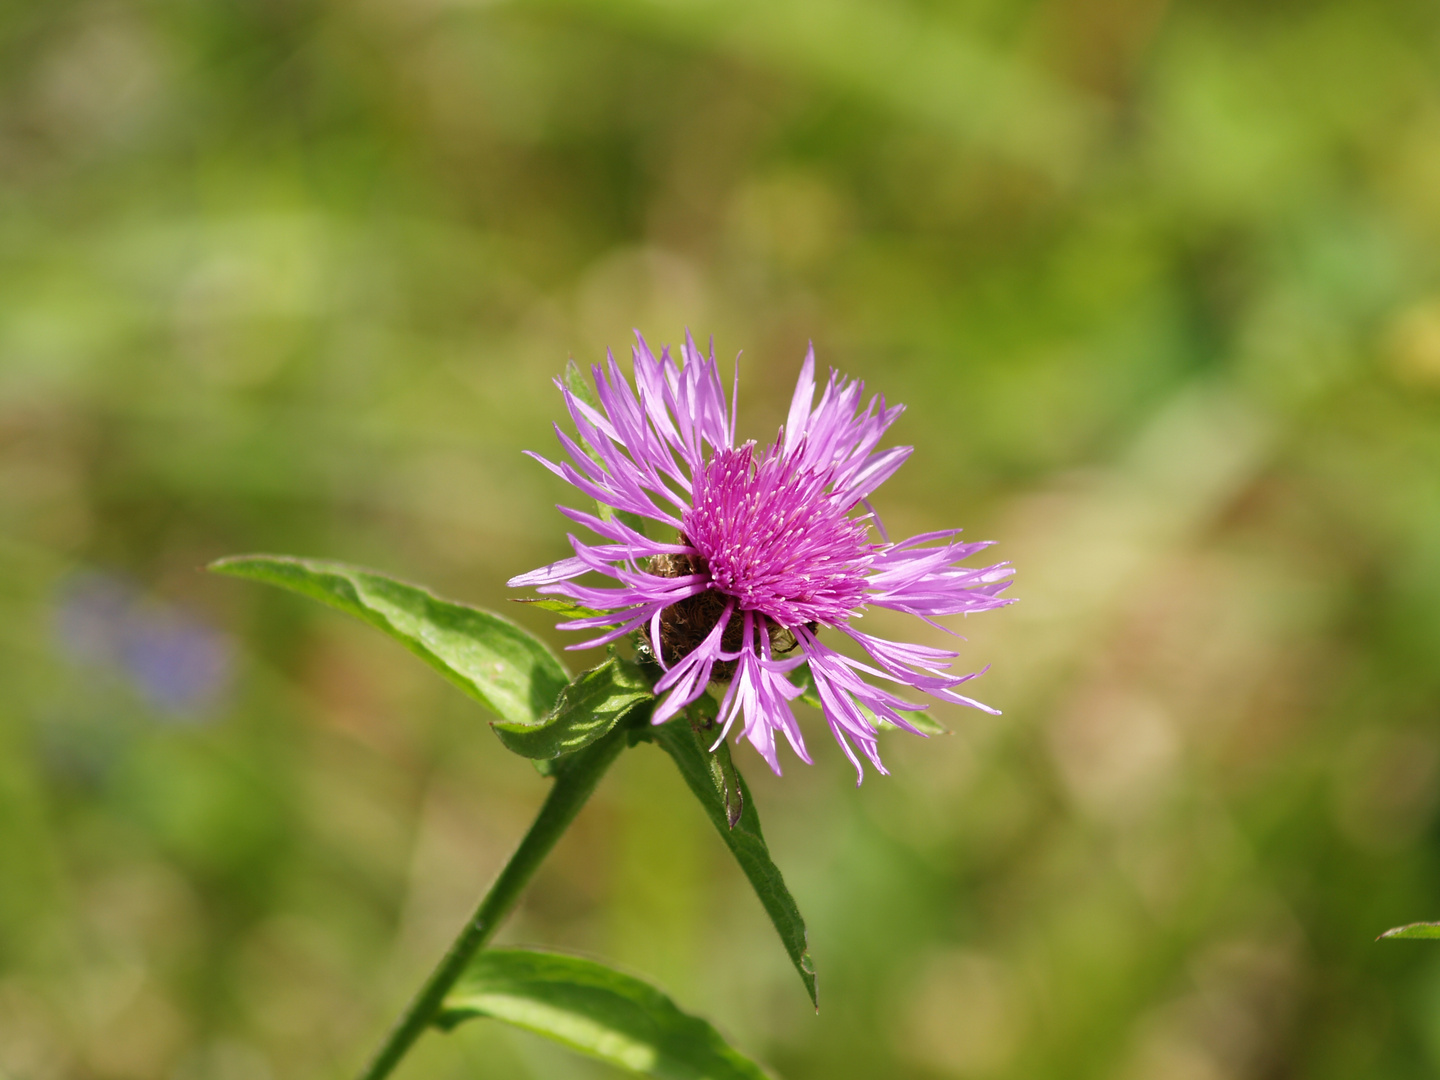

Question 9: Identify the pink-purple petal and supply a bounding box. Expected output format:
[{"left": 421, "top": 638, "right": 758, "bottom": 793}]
[{"left": 509, "top": 336, "right": 1015, "bottom": 780}]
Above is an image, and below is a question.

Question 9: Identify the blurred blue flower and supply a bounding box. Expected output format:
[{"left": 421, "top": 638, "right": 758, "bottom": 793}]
[{"left": 52, "top": 572, "right": 232, "bottom": 719}]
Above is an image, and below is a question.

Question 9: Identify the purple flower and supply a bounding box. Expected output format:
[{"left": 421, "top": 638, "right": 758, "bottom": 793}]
[{"left": 510, "top": 333, "right": 1014, "bottom": 781}]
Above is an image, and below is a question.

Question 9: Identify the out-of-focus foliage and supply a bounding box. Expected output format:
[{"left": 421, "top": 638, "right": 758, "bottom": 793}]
[{"left": 3, "top": 0, "right": 1440, "bottom": 1077}]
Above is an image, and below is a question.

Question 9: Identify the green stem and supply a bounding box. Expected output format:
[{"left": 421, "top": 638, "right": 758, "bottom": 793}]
[{"left": 355, "top": 727, "right": 630, "bottom": 1080}]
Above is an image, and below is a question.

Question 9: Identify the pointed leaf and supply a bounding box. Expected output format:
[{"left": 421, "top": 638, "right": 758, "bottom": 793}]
[
  {"left": 565, "top": 357, "right": 602, "bottom": 410},
  {"left": 788, "top": 663, "right": 946, "bottom": 734},
  {"left": 607, "top": 507, "right": 650, "bottom": 538},
  {"left": 1379, "top": 922, "right": 1440, "bottom": 940},
  {"left": 564, "top": 359, "right": 648, "bottom": 538},
  {"left": 513, "top": 596, "right": 605, "bottom": 620},
  {"left": 652, "top": 704, "right": 817, "bottom": 1008},
  {"left": 494, "top": 657, "right": 654, "bottom": 759},
  {"left": 707, "top": 736, "right": 745, "bottom": 830},
  {"left": 864, "top": 702, "right": 948, "bottom": 736},
  {"left": 884, "top": 710, "right": 948, "bottom": 736},
  {"left": 210, "top": 555, "right": 569, "bottom": 726},
  {"left": 437, "top": 949, "right": 774, "bottom": 1080},
  {"left": 785, "top": 664, "right": 822, "bottom": 709}
]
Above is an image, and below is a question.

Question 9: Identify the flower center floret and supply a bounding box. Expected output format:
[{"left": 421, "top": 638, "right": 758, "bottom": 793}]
[
  {"left": 646, "top": 549, "right": 750, "bottom": 676},
  {"left": 685, "top": 443, "right": 873, "bottom": 626},
  {"left": 645, "top": 443, "right": 875, "bottom": 679}
]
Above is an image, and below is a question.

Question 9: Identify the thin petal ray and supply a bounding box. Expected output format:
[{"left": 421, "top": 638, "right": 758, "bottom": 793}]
[{"left": 509, "top": 336, "right": 1014, "bottom": 778}]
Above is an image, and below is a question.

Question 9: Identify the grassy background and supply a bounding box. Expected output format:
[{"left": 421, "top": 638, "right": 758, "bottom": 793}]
[{"left": 4, "top": 0, "right": 1440, "bottom": 1077}]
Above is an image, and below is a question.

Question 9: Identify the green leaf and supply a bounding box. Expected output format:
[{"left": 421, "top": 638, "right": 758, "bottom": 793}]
[
  {"left": 652, "top": 702, "right": 817, "bottom": 1008},
  {"left": 863, "top": 702, "right": 948, "bottom": 736},
  {"left": 1379, "top": 922, "right": 1440, "bottom": 940},
  {"left": 564, "top": 359, "right": 648, "bottom": 538},
  {"left": 607, "top": 506, "right": 650, "bottom": 539},
  {"left": 494, "top": 657, "right": 654, "bottom": 759},
  {"left": 786, "top": 663, "right": 947, "bottom": 734},
  {"left": 706, "top": 731, "right": 746, "bottom": 830},
  {"left": 209, "top": 555, "right": 569, "bottom": 726},
  {"left": 784, "top": 664, "right": 822, "bottom": 709},
  {"left": 890, "top": 710, "right": 949, "bottom": 735},
  {"left": 437, "top": 949, "right": 774, "bottom": 1080},
  {"left": 564, "top": 357, "right": 601, "bottom": 410},
  {"left": 513, "top": 596, "right": 605, "bottom": 620}
]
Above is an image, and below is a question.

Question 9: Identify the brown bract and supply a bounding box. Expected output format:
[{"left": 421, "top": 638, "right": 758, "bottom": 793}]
[{"left": 647, "top": 545, "right": 806, "bottom": 682}]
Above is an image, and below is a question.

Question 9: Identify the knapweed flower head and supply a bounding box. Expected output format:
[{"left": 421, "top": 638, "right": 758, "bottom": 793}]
[{"left": 510, "top": 333, "right": 1014, "bottom": 781}]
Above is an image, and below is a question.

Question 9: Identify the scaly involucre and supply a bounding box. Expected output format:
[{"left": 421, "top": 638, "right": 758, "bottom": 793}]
[{"left": 510, "top": 333, "right": 1014, "bottom": 781}]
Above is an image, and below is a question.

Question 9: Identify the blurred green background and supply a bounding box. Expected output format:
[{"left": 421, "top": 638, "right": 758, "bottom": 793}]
[{"left": 4, "top": 0, "right": 1440, "bottom": 1077}]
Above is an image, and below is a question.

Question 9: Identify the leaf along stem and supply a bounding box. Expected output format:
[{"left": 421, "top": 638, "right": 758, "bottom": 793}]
[{"left": 355, "top": 725, "right": 632, "bottom": 1080}]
